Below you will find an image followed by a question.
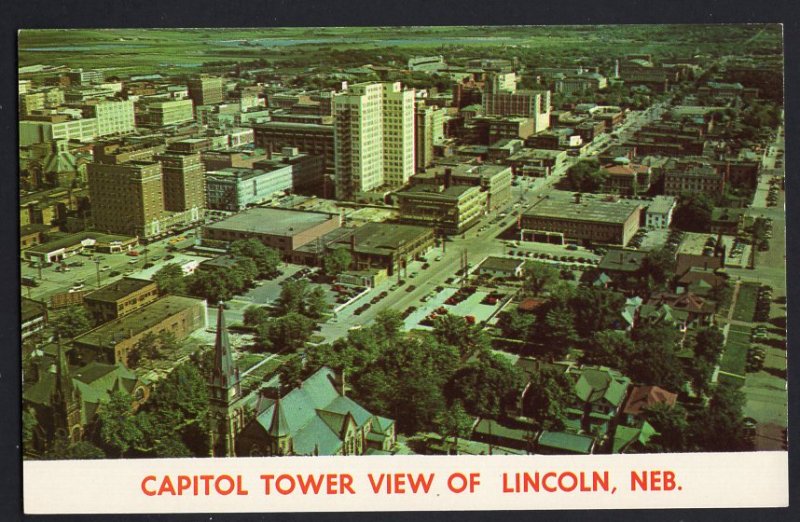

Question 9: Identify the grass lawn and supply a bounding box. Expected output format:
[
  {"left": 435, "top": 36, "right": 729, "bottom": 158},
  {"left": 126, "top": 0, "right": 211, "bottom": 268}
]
[
  {"left": 732, "top": 283, "right": 760, "bottom": 322},
  {"left": 719, "top": 326, "right": 751, "bottom": 382}
]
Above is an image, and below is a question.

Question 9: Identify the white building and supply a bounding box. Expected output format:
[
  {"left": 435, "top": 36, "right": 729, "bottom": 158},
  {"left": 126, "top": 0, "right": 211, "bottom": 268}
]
[
  {"left": 333, "top": 82, "right": 415, "bottom": 200},
  {"left": 645, "top": 195, "right": 677, "bottom": 229}
]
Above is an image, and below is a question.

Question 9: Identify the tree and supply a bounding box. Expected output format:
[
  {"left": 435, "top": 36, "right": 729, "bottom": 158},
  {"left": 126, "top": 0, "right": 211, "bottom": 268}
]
[
  {"left": 232, "top": 256, "right": 259, "bottom": 287},
  {"left": 673, "top": 193, "right": 712, "bottom": 233},
  {"left": 50, "top": 306, "right": 92, "bottom": 339},
  {"left": 690, "top": 383, "right": 750, "bottom": 452},
  {"left": 496, "top": 309, "right": 536, "bottom": 344},
  {"left": 432, "top": 314, "right": 489, "bottom": 359},
  {"left": 643, "top": 403, "right": 692, "bottom": 452},
  {"left": 97, "top": 391, "right": 147, "bottom": 457},
  {"left": 275, "top": 279, "right": 309, "bottom": 316},
  {"left": 243, "top": 305, "right": 270, "bottom": 327},
  {"left": 568, "top": 286, "right": 626, "bottom": 338},
  {"left": 305, "top": 285, "right": 330, "bottom": 320},
  {"left": 581, "top": 330, "right": 634, "bottom": 369},
  {"left": 187, "top": 269, "right": 235, "bottom": 304},
  {"left": 539, "top": 303, "right": 578, "bottom": 360},
  {"left": 522, "top": 262, "right": 559, "bottom": 297},
  {"left": 353, "top": 336, "right": 458, "bottom": 434},
  {"left": 153, "top": 263, "right": 186, "bottom": 295},
  {"left": 636, "top": 248, "right": 675, "bottom": 294},
  {"left": 258, "top": 312, "right": 315, "bottom": 352},
  {"left": 628, "top": 324, "right": 687, "bottom": 392},
  {"left": 43, "top": 438, "right": 106, "bottom": 460},
  {"left": 230, "top": 239, "right": 281, "bottom": 278},
  {"left": 445, "top": 352, "right": 523, "bottom": 419},
  {"left": 566, "top": 159, "right": 607, "bottom": 193},
  {"left": 434, "top": 401, "right": 473, "bottom": 454},
  {"left": 521, "top": 366, "right": 573, "bottom": 432},
  {"left": 278, "top": 356, "right": 305, "bottom": 394},
  {"left": 322, "top": 248, "right": 352, "bottom": 277}
]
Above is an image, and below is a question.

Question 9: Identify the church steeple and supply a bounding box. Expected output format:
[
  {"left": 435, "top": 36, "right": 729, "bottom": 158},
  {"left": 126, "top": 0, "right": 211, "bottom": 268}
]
[
  {"left": 210, "top": 304, "right": 241, "bottom": 403},
  {"left": 208, "top": 304, "right": 242, "bottom": 457},
  {"left": 51, "top": 336, "right": 79, "bottom": 442}
]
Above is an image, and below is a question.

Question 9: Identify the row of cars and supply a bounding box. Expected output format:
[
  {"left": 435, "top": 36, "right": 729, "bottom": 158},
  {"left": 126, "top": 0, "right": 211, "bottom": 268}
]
[
  {"left": 353, "top": 289, "right": 389, "bottom": 316},
  {"left": 754, "top": 285, "right": 773, "bottom": 322},
  {"left": 627, "top": 227, "right": 649, "bottom": 249},
  {"left": 747, "top": 324, "right": 770, "bottom": 373},
  {"left": 766, "top": 183, "right": 781, "bottom": 207}
]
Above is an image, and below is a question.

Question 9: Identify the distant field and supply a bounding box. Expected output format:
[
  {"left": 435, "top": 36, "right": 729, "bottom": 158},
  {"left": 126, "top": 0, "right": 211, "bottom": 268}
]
[{"left": 18, "top": 25, "right": 782, "bottom": 77}]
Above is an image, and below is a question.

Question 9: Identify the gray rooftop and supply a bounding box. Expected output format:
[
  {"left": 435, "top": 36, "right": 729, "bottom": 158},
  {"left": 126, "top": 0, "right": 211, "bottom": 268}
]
[
  {"left": 206, "top": 207, "right": 337, "bottom": 237},
  {"left": 523, "top": 197, "right": 641, "bottom": 224}
]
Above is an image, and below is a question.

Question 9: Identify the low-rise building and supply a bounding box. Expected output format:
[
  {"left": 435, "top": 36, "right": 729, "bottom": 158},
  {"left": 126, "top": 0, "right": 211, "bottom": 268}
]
[
  {"left": 204, "top": 207, "right": 341, "bottom": 258},
  {"left": 83, "top": 277, "right": 160, "bottom": 324},
  {"left": 477, "top": 256, "right": 525, "bottom": 278},
  {"left": 602, "top": 162, "right": 652, "bottom": 195},
  {"left": 21, "top": 298, "right": 48, "bottom": 342},
  {"left": 645, "top": 195, "right": 676, "bottom": 229},
  {"left": 321, "top": 222, "right": 434, "bottom": 276},
  {"left": 395, "top": 182, "right": 485, "bottom": 235},
  {"left": 73, "top": 295, "right": 208, "bottom": 367},
  {"left": 520, "top": 195, "right": 642, "bottom": 246},
  {"left": 663, "top": 160, "right": 725, "bottom": 197}
]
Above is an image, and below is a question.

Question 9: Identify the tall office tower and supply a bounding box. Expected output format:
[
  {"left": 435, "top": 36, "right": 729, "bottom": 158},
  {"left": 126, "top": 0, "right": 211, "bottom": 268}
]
[
  {"left": 333, "top": 82, "right": 415, "bottom": 200},
  {"left": 153, "top": 152, "right": 206, "bottom": 219},
  {"left": 87, "top": 161, "right": 166, "bottom": 238},
  {"left": 187, "top": 75, "right": 224, "bottom": 107},
  {"left": 414, "top": 102, "right": 446, "bottom": 171},
  {"left": 483, "top": 72, "right": 551, "bottom": 133}
]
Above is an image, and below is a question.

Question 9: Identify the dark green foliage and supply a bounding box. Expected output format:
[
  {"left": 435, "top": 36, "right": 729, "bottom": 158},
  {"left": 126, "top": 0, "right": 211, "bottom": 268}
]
[
  {"left": 566, "top": 159, "right": 607, "bottom": 193},
  {"left": 50, "top": 306, "right": 92, "bottom": 339},
  {"left": 521, "top": 366, "right": 573, "bottom": 432},
  {"left": 673, "top": 193, "right": 712, "bottom": 233},
  {"left": 322, "top": 248, "right": 353, "bottom": 277},
  {"left": 153, "top": 263, "right": 187, "bottom": 295},
  {"left": 445, "top": 351, "right": 524, "bottom": 419},
  {"left": 230, "top": 239, "right": 281, "bottom": 278}
]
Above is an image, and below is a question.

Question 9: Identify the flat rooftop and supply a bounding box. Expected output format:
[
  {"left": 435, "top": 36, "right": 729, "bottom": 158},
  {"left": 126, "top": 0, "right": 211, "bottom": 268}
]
[
  {"left": 328, "top": 222, "right": 432, "bottom": 256},
  {"left": 26, "top": 231, "right": 136, "bottom": 254},
  {"left": 648, "top": 195, "right": 676, "bottom": 214},
  {"left": 84, "top": 277, "right": 155, "bottom": 304},
  {"left": 206, "top": 207, "right": 337, "bottom": 237},
  {"left": 523, "top": 196, "right": 641, "bottom": 224},
  {"left": 74, "top": 295, "right": 205, "bottom": 349},
  {"left": 396, "top": 183, "right": 478, "bottom": 201}
]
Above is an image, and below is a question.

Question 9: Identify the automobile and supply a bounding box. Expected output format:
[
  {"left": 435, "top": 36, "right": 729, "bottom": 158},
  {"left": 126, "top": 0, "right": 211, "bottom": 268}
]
[
  {"left": 109, "top": 270, "right": 121, "bottom": 277},
  {"left": 406, "top": 285, "right": 416, "bottom": 292},
  {"left": 435, "top": 255, "right": 443, "bottom": 261},
  {"left": 566, "top": 244, "right": 578, "bottom": 251},
  {"left": 127, "top": 250, "right": 140, "bottom": 257},
  {"left": 128, "top": 259, "right": 139, "bottom": 265},
  {"left": 379, "top": 291, "right": 388, "bottom": 299},
  {"left": 421, "top": 263, "right": 430, "bottom": 270},
  {"left": 164, "top": 254, "right": 175, "bottom": 260}
]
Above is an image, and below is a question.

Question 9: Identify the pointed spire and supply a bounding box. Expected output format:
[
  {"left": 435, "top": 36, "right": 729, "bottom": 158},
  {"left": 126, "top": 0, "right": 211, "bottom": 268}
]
[
  {"left": 53, "top": 335, "right": 72, "bottom": 403},
  {"left": 210, "top": 304, "right": 240, "bottom": 398},
  {"left": 268, "top": 397, "right": 290, "bottom": 439}
]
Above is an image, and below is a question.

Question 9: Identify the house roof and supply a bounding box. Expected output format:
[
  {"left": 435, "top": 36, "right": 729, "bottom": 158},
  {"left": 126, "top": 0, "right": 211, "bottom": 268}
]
[
  {"left": 598, "top": 249, "right": 648, "bottom": 273},
  {"left": 538, "top": 430, "right": 595, "bottom": 454},
  {"left": 677, "top": 267, "right": 726, "bottom": 289},
  {"left": 517, "top": 298, "right": 548, "bottom": 313},
  {"left": 574, "top": 367, "right": 631, "bottom": 407},
  {"left": 675, "top": 253, "right": 723, "bottom": 277},
  {"left": 612, "top": 422, "right": 657, "bottom": 453},
  {"left": 648, "top": 292, "right": 716, "bottom": 315},
  {"left": 479, "top": 256, "right": 525, "bottom": 273},
  {"left": 623, "top": 385, "right": 678, "bottom": 416}
]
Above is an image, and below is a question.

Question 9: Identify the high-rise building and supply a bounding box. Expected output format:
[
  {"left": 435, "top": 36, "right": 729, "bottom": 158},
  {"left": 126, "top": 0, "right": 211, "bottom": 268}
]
[
  {"left": 187, "top": 76, "right": 224, "bottom": 107},
  {"left": 87, "top": 161, "right": 166, "bottom": 237},
  {"left": 153, "top": 152, "right": 206, "bottom": 215},
  {"left": 414, "top": 102, "right": 445, "bottom": 171},
  {"left": 333, "top": 82, "right": 415, "bottom": 200},
  {"left": 137, "top": 99, "right": 195, "bottom": 127},
  {"left": 483, "top": 73, "right": 551, "bottom": 133}
]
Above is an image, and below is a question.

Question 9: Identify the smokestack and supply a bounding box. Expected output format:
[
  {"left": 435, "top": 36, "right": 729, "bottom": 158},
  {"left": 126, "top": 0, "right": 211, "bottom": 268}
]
[
  {"left": 350, "top": 234, "right": 356, "bottom": 252},
  {"left": 444, "top": 168, "right": 452, "bottom": 189},
  {"left": 574, "top": 193, "right": 582, "bottom": 204}
]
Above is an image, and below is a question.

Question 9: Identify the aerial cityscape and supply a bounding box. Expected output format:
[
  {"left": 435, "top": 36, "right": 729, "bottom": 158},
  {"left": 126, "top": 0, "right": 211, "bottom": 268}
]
[{"left": 19, "top": 25, "right": 786, "bottom": 460}]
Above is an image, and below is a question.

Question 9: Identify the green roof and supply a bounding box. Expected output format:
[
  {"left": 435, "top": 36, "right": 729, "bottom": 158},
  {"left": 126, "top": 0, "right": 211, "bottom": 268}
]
[
  {"left": 574, "top": 367, "right": 631, "bottom": 407},
  {"left": 612, "top": 421, "right": 658, "bottom": 453},
  {"left": 538, "top": 430, "right": 595, "bottom": 454}
]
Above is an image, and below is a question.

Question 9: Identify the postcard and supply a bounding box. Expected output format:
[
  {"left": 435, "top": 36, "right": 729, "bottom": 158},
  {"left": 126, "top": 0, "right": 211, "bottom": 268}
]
[{"left": 19, "top": 24, "right": 788, "bottom": 513}]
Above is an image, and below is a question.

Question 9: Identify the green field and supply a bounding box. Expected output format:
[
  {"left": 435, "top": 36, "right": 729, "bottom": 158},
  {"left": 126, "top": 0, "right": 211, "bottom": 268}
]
[
  {"left": 719, "top": 326, "right": 751, "bottom": 384},
  {"left": 18, "top": 25, "right": 782, "bottom": 77},
  {"left": 732, "top": 283, "right": 761, "bottom": 323}
]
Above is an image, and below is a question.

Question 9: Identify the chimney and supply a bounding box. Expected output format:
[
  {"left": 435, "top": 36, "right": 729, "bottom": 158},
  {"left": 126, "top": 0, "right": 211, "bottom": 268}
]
[
  {"left": 574, "top": 192, "right": 582, "bottom": 204},
  {"left": 444, "top": 168, "right": 452, "bottom": 189},
  {"left": 350, "top": 234, "right": 356, "bottom": 252},
  {"left": 340, "top": 370, "right": 347, "bottom": 397}
]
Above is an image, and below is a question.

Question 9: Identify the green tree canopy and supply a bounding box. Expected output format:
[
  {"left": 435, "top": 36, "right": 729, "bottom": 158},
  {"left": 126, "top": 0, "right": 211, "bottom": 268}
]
[
  {"left": 153, "top": 263, "right": 187, "bottom": 295},
  {"left": 230, "top": 239, "right": 281, "bottom": 278},
  {"left": 521, "top": 366, "right": 572, "bottom": 432},
  {"left": 673, "top": 193, "right": 713, "bottom": 233},
  {"left": 445, "top": 351, "right": 523, "bottom": 419},
  {"left": 522, "top": 262, "right": 559, "bottom": 297},
  {"left": 322, "top": 248, "right": 353, "bottom": 277},
  {"left": 50, "top": 306, "right": 93, "bottom": 339},
  {"left": 566, "top": 159, "right": 607, "bottom": 193}
]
